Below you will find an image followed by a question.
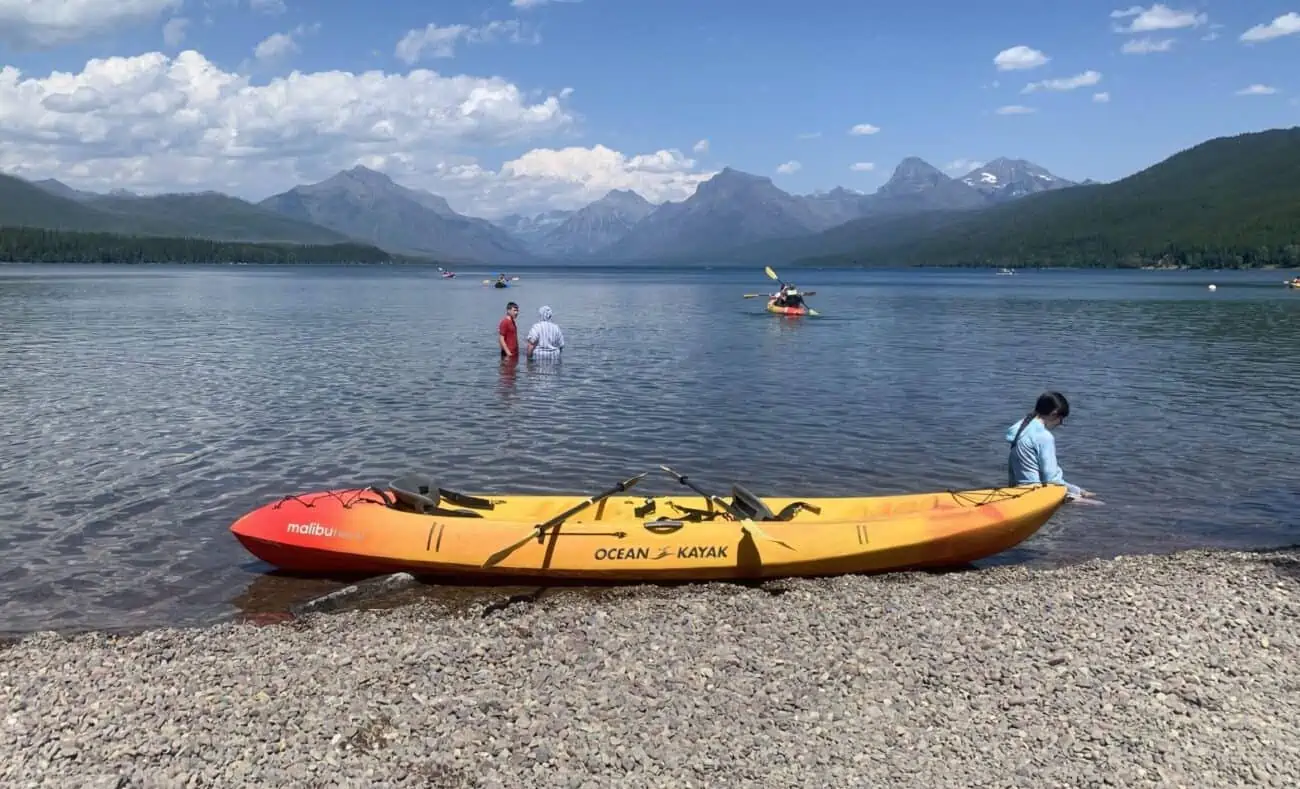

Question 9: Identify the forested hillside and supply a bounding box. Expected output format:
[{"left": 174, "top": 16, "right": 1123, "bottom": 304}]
[
  {"left": 0, "top": 227, "right": 397, "bottom": 264},
  {"left": 796, "top": 127, "right": 1300, "bottom": 269}
]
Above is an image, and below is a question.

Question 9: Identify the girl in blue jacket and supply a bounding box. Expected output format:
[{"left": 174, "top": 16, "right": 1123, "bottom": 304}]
[{"left": 1006, "top": 391, "right": 1093, "bottom": 500}]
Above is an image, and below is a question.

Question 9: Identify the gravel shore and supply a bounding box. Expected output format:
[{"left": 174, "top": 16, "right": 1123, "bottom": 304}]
[{"left": 3, "top": 547, "right": 1298, "bottom": 788}]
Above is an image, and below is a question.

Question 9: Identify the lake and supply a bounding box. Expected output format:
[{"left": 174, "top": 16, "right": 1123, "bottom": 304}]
[{"left": 2, "top": 262, "right": 1299, "bottom": 636}]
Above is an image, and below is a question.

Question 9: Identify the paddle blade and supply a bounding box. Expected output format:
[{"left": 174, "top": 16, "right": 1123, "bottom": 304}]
[
  {"left": 764, "top": 266, "right": 779, "bottom": 281},
  {"left": 742, "top": 294, "right": 764, "bottom": 298},
  {"left": 482, "top": 528, "right": 541, "bottom": 568},
  {"left": 739, "top": 518, "right": 795, "bottom": 551}
]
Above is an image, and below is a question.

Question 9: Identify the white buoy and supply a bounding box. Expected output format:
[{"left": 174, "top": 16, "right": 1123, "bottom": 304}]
[{"left": 1208, "top": 284, "right": 1217, "bottom": 291}]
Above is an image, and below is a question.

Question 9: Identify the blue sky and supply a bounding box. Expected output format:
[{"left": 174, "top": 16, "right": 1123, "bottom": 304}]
[{"left": 0, "top": 1, "right": 1296, "bottom": 217}]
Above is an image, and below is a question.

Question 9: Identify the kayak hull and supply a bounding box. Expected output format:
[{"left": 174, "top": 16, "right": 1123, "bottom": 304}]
[
  {"left": 766, "top": 299, "right": 819, "bottom": 317},
  {"left": 230, "top": 483, "right": 1068, "bottom": 580}
]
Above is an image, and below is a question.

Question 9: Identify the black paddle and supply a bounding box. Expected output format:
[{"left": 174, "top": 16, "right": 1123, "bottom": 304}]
[
  {"left": 658, "top": 465, "right": 794, "bottom": 550},
  {"left": 481, "top": 472, "right": 648, "bottom": 567}
]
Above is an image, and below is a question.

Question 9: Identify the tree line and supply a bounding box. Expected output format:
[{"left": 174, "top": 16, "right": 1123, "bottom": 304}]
[{"left": 0, "top": 226, "right": 401, "bottom": 264}]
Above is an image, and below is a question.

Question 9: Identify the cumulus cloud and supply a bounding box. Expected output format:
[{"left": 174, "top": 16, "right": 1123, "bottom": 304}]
[
  {"left": 944, "top": 159, "right": 984, "bottom": 173},
  {"left": 995, "top": 105, "right": 1036, "bottom": 115},
  {"left": 1093, "top": 91, "right": 1111, "bottom": 102},
  {"left": 849, "top": 162, "right": 875, "bottom": 172},
  {"left": 1235, "top": 84, "right": 1278, "bottom": 96},
  {"left": 1023, "top": 70, "right": 1102, "bottom": 93},
  {"left": 1121, "top": 37, "right": 1174, "bottom": 54},
  {"left": 1240, "top": 12, "right": 1300, "bottom": 43},
  {"left": 162, "top": 17, "right": 188, "bottom": 48},
  {"left": 1110, "top": 4, "right": 1207, "bottom": 33},
  {"left": 848, "top": 123, "right": 880, "bottom": 135},
  {"left": 692, "top": 138, "right": 709, "bottom": 154},
  {"left": 0, "top": 50, "right": 581, "bottom": 213},
  {"left": 0, "top": 0, "right": 180, "bottom": 49},
  {"left": 775, "top": 160, "right": 802, "bottom": 174},
  {"left": 993, "top": 45, "right": 1049, "bottom": 71},
  {"left": 487, "top": 144, "right": 712, "bottom": 213},
  {"left": 395, "top": 20, "right": 534, "bottom": 64}
]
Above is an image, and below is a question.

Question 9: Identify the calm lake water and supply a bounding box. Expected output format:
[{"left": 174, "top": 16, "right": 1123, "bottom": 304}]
[{"left": 2, "top": 262, "right": 1299, "bottom": 635}]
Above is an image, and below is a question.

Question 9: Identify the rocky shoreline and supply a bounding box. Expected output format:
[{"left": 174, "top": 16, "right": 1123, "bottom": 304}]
[{"left": 3, "top": 546, "right": 1298, "bottom": 788}]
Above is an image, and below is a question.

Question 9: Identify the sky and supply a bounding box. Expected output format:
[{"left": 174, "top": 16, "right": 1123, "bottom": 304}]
[{"left": 0, "top": 1, "right": 1297, "bottom": 219}]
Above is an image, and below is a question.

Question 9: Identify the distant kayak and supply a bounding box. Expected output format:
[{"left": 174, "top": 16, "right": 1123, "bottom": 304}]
[
  {"left": 767, "top": 299, "right": 819, "bottom": 317},
  {"left": 441, "top": 272, "right": 455, "bottom": 279}
]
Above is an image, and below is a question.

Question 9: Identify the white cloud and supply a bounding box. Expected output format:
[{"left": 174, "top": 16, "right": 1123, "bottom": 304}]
[
  {"left": 1236, "top": 84, "right": 1278, "bottom": 96},
  {"left": 1093, "top": 91, "right": 1111, "bottom": 102},
  {"left": 1023, "top": 70, "right": 1102, "bottom": 93},
  {"left": 1240, "top": 12, "right": 1300, "bottom": 43},
  {"left": 0, "top": 0, "right": 180, "bottom": 49},
  {"left": 993, "top": 45, "right": 1049, "bottom": 71},
  {"left": 692, "top": 138, "right": 709, "bottom": 154},
  {"left": 162, "top": 17, "right": 188, "bottom": 48},
  {"left": 251, "top": 23, "right": 318, "bottom": 62},
  {"left": 849, "top": 162, "right": 875, "bottom": 172},
  {"left": 254, "top": 31, "right": 298, "bottom": 61},
  {"left": 1110, "top": 4, "right": 1207, "bottom": 33},
  {"left": 848, "top": 123, "right": 880, "bottom": 135},
  {"left": 1121, "top": 37, "right": 1174, "bottom": 53},
  {"left": 944, "top": 159, "right": 984, "bottom": 172},
  {"left": 395, "top": 20, "right": 533, "bottom": 64},
  {"left": 0, "top": 49, "right": 581, "bottom": 217},
  {"left": 492, "top": 145, "right": 711, "bottom": 210},
  {"left": 249, "top": 0, "right": 285, "bottom": 13},
  {"left": 775, "top": 160, "right": 802, "bottom": 174},
  {"left": 995, "top": 105, "right": 1036, "bottom": 115}
]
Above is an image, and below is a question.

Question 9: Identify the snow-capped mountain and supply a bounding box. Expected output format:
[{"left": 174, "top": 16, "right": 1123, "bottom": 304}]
[{"left": 959, "top": 158, "right": 1076, "bottom": 202}]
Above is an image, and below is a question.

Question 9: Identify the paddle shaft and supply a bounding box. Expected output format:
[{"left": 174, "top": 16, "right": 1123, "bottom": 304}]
[
  {"left": 535, "top": 473, "right": 647, "bottom": 537},
  {"left": 659, "top": 465, "right": 795, "bottom": 550},
  {"left": 480, "top": 472, "right": 648, "bottom": 567},
  {"left": 659, "top": 465, "right": 743, "bottom": 519}
]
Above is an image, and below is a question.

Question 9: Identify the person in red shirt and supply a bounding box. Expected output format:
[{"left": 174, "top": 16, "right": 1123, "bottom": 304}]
[{"left": 498, "top": 301, "right": 520, "bottom": 358}]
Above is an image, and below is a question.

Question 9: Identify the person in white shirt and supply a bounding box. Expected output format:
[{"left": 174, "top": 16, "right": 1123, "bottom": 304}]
[{"left": 526, "top": 305, "right": 565, "bottom": 360}]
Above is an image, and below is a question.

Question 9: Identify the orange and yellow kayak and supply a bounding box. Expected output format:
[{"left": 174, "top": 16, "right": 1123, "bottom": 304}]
[
  {"left": 230, "top": 478, "right": 1067, "bottom": 580},
  {"left": 766, "top": 299, "right": 819, "bottom": 317}
]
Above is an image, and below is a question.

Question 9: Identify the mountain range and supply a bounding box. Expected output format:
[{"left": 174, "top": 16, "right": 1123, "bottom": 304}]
[
  {"left": 0, "top": 152, "right": 1080, "bottom": 265},
  {"left": 3, "top": 126, "right": 1297, "bottom": 269}
]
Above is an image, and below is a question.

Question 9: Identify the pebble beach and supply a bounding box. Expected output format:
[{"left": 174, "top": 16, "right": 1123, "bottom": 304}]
[{"left": 3, "top": 547, "right": 1298, "bottom": 788}]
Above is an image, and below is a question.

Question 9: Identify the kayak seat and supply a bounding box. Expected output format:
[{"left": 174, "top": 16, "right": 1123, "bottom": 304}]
[
  {"left": 730, "top": 484, "right": 779, "bottom": 522},
  {"left": 387, "top": 474, "right": 490, "bottom": 518},
  {"left": 729, "top": 485, "right": 823, "bottom": 522}
]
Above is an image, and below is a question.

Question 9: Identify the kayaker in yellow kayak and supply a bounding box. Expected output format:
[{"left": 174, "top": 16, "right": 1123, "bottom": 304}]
[
  {"left": 1006, "top": 391, "right": 1094, "bottom": 500},
  {"left": 772, "top": 283, "right": 805, "bottom": 309}
]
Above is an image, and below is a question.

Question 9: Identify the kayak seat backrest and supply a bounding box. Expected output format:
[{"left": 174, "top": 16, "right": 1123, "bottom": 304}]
[
  {"left": 731, "top": 484, "right": 778, "bottom": 522},
  {"left": 387, "top": 474, "right": 488, "bottom": 519},
  {"left": 388, "top": 474, "right": 441, "bottom": 512}
]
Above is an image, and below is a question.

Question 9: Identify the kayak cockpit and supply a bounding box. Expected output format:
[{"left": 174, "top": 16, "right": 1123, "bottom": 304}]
[{"left": 381, "top": 474, "right": 498, "bottom": 518}]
